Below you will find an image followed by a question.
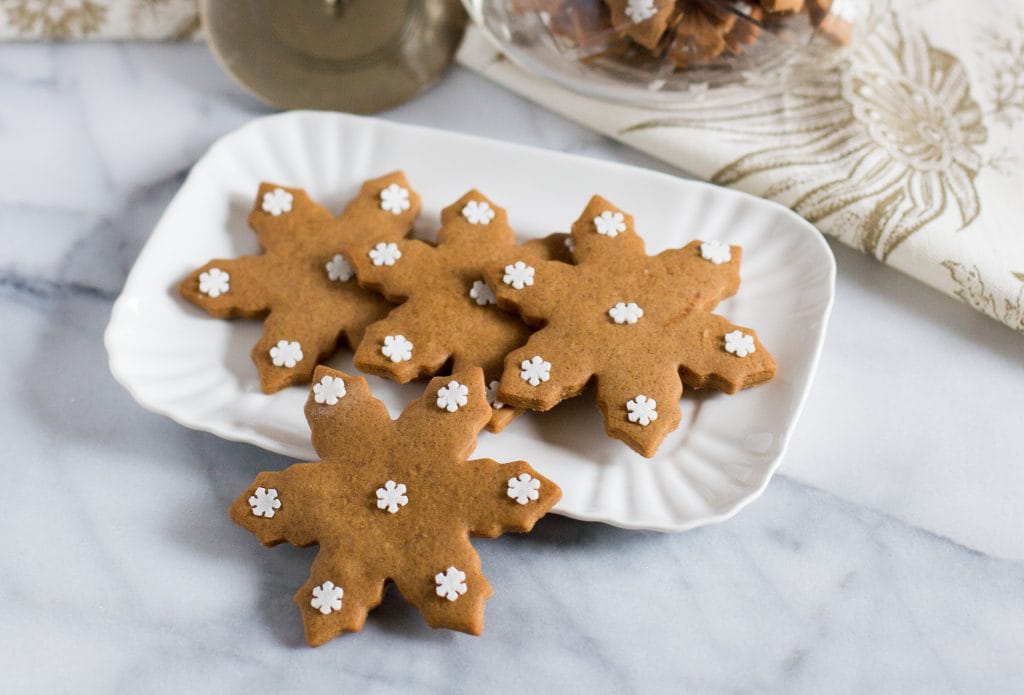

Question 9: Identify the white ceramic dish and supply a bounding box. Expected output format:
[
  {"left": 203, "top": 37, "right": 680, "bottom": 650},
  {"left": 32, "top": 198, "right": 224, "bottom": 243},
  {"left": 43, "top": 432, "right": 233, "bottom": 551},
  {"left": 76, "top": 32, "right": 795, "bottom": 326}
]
[{"left": 105, "top": 111, "right": 834, "bottom": 532}]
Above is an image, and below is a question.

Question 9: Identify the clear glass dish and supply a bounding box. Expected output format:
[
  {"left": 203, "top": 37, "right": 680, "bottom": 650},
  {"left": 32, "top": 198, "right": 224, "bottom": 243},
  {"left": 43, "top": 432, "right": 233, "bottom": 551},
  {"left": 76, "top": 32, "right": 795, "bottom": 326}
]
[{"left": 462, "top": 0, "right": 873, "bottom": 107}]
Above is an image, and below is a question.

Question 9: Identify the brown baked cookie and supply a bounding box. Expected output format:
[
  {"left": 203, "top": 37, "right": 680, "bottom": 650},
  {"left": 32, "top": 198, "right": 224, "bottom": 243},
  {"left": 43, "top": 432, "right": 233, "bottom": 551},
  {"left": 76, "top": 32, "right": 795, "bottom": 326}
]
[
  {"left": 668, "top": 0, "right": 738, "bottom": 67},
  {"left": 344, "top": 190, "right": 570, "bottom": 432},
  {"left": 178, "top": 172, "right": 420, "bottom": 393},
  {"left": 604, "top": 0, "right": 676, "bottom": 50},
  {"left": 483, "top": 195, "right": 776, "bottom": 458},
  {"left": 229, "top": 366, "right": 560, "bottom": 646}
]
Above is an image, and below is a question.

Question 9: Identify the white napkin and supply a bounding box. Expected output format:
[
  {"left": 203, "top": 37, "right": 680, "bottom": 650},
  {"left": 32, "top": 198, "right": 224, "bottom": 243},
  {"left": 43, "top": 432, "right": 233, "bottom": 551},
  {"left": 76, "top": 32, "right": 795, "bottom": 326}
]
[
  {"left": 458, "top": 3, "right": 1024, "bottom": 335},
  {"left": 0, "top": 0, "right": 199, "bottom": 40}
]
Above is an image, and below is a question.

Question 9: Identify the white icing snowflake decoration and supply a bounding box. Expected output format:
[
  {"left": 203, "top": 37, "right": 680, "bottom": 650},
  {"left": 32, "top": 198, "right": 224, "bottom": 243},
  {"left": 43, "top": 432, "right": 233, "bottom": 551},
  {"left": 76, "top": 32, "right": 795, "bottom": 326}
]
[
  {"left": 198, "top": 267, "right": 230, "bottom": 298},
  {"left": 700, "top": 241, "right": 732, "bottom": 265},
  {"left": 609, "top": 301, "right": 644, "bottom": 324},
  {"left": 269, "top": 340, "right": 303, "bottom": 368},
  {"left": 375, "top": 480, "right": 409, "bottom": 514},
  {"left": 248, "top": 486, "right": 281, "bottom": 518},
  {"left": 502, "top": 261, "right": 535, "bottom": 289},
  {"left": 310, "top": 581, "right": 344, "bottom": 615},
  {"left": 380, "top": 183, "right": 410, "bottom": 215},
  {"left": 624, "top": 0, "right": 657, "bottom": 22},
  {"left": 506, "top": 473, "right": 540, "bottom": 505},
  {"left": 724, "top": 330, "right": 756, "bottom": 357},
  {"left": 313, "top": 375, "right": 347, "bottom": 405},
  {"left": 261, "top": 187, "right": 293, "bottom": 216},
  {"left": 626, "top": 395, "right": 658, "bottom": 427},
  {"left": 381, "top": 334, "right": 413, "bottom": 363},
  {"left": 435, "top": 566, "right": 468, "bottom": 602},
  {"left": 325, "top": 254, "right": 353, "bottom": 282},
  {"left": 486, "top": 380, "right": 504, "bottom": 410},
  {"left": 520, "top": 356, "right": 551, "bottom": 386},
  {"left": 593, "top": 210, "right": 626, "bottom": 237},
  {"left": 469, "top": 280, "right": 496, "bottom": 306},
  {"left": 369, "top": 242, "right": 402, "bottom": 267},
  {"left": 436, "top": 380, "right": 469, "bottom": 412},
  {"left": 461, "top": 200, "right": 495, "bottom": 225}
]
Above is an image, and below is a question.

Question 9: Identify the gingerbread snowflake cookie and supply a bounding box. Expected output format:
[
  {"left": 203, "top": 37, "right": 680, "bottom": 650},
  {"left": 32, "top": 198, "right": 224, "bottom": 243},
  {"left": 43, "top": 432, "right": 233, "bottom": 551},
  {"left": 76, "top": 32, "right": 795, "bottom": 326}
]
[
  {"left": 483, "top": 195, "right": 776, "bottom": 457},
  {"left": 344, "top": 190, "right": 571, "bottom": 432},
  {"left": 605, "top": 0, "right": 676, "bottom": 49},
  {"left": 229, "top": 366, "right": 560, "bottom": 646},
  {"left": 179, "top": 172, "right": 420, "bottom": 393}
]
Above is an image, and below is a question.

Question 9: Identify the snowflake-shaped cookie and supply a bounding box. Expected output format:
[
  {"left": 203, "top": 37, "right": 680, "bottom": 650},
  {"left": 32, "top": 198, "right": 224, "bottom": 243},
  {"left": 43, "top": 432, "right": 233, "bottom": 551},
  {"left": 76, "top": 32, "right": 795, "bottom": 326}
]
[
  {"left": 484, "top": 195, "right": 776, "bottom": 457},
  {"left": 230, "top": 367, "right": 561, "bottom": 646},
  {"left": 344, "top": 190, "right": 570, "bottom": 433},
  {"left": 606, "top": 0, "right": 674, "bottom": 50},
  {"left": 179, "top": 172, "right": 420, "bottom": 393}
]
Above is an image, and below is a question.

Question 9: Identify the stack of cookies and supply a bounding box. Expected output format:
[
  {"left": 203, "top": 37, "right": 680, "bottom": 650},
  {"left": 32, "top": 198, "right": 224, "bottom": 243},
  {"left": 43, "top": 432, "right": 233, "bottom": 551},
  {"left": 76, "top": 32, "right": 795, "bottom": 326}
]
[
  {"left": 515, "top": 0, "right": 852, "bottom": 69},
  {"left": 180, "top": 172, "right": 776, "bottom": 646}
]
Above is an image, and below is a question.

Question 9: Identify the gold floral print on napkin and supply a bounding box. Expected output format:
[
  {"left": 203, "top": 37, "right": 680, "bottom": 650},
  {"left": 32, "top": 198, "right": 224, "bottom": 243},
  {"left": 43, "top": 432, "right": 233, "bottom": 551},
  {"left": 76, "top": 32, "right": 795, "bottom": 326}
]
[
  {"left": 457, "top": 1, "right": 1024, "bottom": 335},
  {"left": 0, "top": 0, "right": 198, "bottom": 40}
]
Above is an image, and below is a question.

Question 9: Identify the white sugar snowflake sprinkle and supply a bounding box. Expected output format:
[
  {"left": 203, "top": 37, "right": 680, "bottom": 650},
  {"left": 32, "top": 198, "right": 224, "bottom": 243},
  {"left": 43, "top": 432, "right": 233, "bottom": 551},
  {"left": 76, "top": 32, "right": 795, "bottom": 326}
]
[
  {"left": 461, "top": 200, "right": 496, "bottom": 225},
  {"left": 313, "top": 375, "right": 347, "bottom": 405},
  {"left": 269, "top": 340, "right": 303, "bottom": 368},
  {"left": 469, "top": 280, "right": 496, "bottom": 306},
  {"left": 375, "top": 480, "right": 409, "bottom": 514},
  {"left": 198, "top": 267, "right": 230, "bottom": 298},
  {"left": 724, "top": 330, "right": 756, "bottom": 357},
  {"left": 380, "top": 183, "right": 411, "bottom": 215},
  {"left": 310, "top": 581, "right": 344, "bottom": 615},
  {"left": 325, "top": 254, "right": 354, "bottom": 282},
  {"left": 436, "top": 380, "right": 469, "bottom": 412},
  {"left": 248, "top": 486, "right": 281, "bottom": 518},
  {"left": 369, "top": 242, "right": 402, "bottom": 267},
  {"left": 609, "top": 301, "right": 644, "bottom": 325},
  {"left": 520, "top": 356, "right": 551, "bottom": 386},
  {"left": 381, "top": 334, "right": 413, "bottom": 363},
  {"left": 624, "top": 0, "right": 657, "bottom": 23},
  {"left": 593, "top": 210, "right": 626, "bottom": 237},
  {"left": 564, "top": 236, "right": 575, "bottom": 254},
  {"left": 435, "top": 566, "right": 468, "bottom": 602},
  {"left": 506, "top": 473, "right": 540, "bottom": 505},
  {"left": 486, "top": 380, "right": 504, "bottom": 409},
  {"left": 700, "top": 241, "right": 732, "bottom": 265},
  {"left": 626, "top": 395, "right": 658, "bottom": 427},
  {"left": 502, "top": 261, "right": 535, "bottom": 289},
  {"left": 261, "top": 187, "right": 293, "bottom": 216}
]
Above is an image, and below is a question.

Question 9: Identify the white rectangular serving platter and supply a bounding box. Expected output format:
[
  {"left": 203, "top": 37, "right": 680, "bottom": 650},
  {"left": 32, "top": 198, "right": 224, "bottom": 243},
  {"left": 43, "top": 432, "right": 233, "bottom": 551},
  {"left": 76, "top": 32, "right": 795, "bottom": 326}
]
[{"left": 105, "top": 111, "right": 834, "bottom": 532}]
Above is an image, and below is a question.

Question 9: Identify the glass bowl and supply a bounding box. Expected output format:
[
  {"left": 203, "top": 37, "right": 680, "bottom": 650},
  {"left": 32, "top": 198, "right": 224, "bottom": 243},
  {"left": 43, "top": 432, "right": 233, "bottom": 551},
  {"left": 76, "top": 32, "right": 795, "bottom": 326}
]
[{"left": 462, "top": 0, "right": 872, "bottom": 107}]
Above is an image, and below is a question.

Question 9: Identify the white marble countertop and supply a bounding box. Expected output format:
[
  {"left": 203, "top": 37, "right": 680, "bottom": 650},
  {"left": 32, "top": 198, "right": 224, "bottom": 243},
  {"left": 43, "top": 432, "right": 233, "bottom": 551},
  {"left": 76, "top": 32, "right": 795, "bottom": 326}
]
[{"left": 2, "top": 43, "right": 1023, "bottom": 693}]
